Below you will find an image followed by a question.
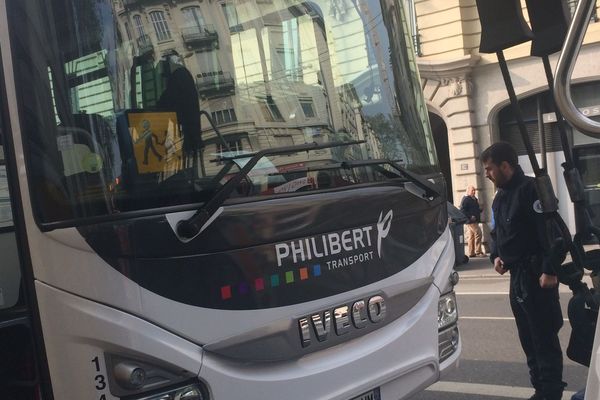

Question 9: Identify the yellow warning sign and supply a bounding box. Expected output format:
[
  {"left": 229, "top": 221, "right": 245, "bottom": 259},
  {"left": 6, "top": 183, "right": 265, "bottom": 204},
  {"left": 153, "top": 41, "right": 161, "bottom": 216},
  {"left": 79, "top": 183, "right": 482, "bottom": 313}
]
[{"left": 128, "top": 112, "right": 182, "bottom": 174}]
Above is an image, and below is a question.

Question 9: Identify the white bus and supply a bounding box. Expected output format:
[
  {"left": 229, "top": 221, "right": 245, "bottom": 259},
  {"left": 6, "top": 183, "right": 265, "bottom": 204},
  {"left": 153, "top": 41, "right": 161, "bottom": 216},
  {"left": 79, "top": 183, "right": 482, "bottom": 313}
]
[{"left": 0, "top": 0, "right": 460, "bottom": 398}]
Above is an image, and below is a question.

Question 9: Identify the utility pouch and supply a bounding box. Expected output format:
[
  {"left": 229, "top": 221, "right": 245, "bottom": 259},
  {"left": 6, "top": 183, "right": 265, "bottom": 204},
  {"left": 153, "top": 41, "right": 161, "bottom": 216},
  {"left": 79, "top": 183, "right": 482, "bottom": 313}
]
[{"left": 567, "top": 286, "right": 599, "bottom": 367}]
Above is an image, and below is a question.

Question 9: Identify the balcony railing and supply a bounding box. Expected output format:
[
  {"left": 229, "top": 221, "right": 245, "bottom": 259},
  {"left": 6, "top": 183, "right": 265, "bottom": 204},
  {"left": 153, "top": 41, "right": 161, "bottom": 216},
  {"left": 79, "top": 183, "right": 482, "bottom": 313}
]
[
  {"left": 122, "top": 0, "right": 140, "bottom": 7},
  {"left": 181, "top": 25, "right": 219, "bottom": 50},
  {"left": 196, "top": 72, "right": 235, "bottom": 98},
  {"left": 136, "top": 34, "right": 154, "bottom": 57}
]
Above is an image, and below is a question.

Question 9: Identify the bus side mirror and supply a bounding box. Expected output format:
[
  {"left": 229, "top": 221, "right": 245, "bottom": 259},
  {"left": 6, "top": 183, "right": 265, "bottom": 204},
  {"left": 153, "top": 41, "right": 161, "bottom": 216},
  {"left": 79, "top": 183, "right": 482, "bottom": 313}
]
[
  {"left": 524, "top": 0, "right": 569, "bottom": 57},
  {"left": 475, "top": 0, "right": 533, "bottom": 53}
]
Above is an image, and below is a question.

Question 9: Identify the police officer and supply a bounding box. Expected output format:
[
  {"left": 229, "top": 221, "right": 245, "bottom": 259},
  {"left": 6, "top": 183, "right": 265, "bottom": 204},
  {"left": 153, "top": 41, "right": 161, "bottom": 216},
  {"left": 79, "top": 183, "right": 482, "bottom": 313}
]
[{"left": 481, "top": 142, "right": 565, "bottom": 400}]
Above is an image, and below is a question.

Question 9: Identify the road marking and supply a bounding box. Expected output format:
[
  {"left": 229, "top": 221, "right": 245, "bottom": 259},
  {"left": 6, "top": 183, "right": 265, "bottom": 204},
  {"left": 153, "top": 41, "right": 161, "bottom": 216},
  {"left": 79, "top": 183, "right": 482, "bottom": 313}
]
[
  {"left": 459, "top": 276, "right": 508, "bottom": 280},
  {"left": 461, "top": 316, "right": 570, "bottom": 322},
  {"left": 457, "top": 290, "right": 574, "bottom": 295},
  {"left": 426, "top": 381, "right": 576, "bottom": 398},
  {"left": 456, "top": 292, "right": 509, "bottom": 295}
]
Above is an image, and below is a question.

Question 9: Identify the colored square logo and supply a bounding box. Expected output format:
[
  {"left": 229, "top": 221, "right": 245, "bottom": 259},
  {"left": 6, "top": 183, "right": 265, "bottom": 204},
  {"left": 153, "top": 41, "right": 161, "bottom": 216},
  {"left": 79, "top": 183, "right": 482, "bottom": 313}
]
[
  {"left": 239, "top": 282, "right": 250, "bottom": 295},
  {"left": 221, "top": 286, "right": 232, "bottom": 300},
  {"left": 313, "top": 264, "right": 321, "bottom": 276},
  {"left": 300, "top": 267, "right": 309, "bottom": 280},
  {"left": 255, "top": 278, "right": 265, "bottom": 291},
  {"left": 271, "top": 274, "right": 280, "bottom": 287},
  {"left": 285, "top": 271, "right": 294, "bottom": 284}
]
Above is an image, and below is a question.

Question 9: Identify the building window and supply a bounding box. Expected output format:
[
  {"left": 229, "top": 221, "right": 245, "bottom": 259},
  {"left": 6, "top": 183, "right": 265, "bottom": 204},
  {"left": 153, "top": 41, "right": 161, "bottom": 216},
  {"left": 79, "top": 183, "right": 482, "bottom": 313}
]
[
  {"left": 182, "top": 6, "right": 206, "bottom": 29},
  {"left": 124, "top": 22, "right": 132, "bottom": 41},
  {"left": 211, "top": 108, "right": 237, "bottom": 125},
  {"left": 218, "top": 138, "right": 243, "bottom": 155},
  {"left": 270, "top": 19, "right": 302, "bottom": 81},
  {"left": 498, "top": 92, "right": 567, "bottom": 155},
  {"left": 299, "top": 98, "right": 315, "bottom": 118},
  {"left": 0, "top": 161, "right": 12, "bottom": 228},
  {"left": 222, "top": 4, "right": 241, "bottom": 31},
  {"left": 403, "top": 0, "right": 421, "bottom": 55},
  {"left": 149, "top": 11, "right": 171, "bottom": 42},
  {"left": 260, "top": 96, "right": 284, "bottom": 122},
  {"left": 216, "top": 136, "right": 247, "bottom": 165},
  {"left": 133, "top": 15, "right": 145, "bottom": 37},
  {"left": 282, "top": 19, "right": 301, "bottom": 80}
]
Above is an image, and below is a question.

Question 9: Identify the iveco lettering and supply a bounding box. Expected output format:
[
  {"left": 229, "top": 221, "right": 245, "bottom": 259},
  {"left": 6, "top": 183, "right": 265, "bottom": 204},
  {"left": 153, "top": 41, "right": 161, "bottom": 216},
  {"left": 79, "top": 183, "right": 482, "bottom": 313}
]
[
  {"left": 299, "top": 295, "right": 387, "bottom": 347},
  {"left": 0, "top": 0, "right": 460, "bottom": 398}
]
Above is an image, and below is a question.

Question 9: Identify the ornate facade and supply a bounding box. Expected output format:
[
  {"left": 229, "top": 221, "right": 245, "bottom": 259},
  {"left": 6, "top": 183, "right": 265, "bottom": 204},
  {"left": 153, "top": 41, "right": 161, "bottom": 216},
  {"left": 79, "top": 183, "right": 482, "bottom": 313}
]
[{"left": 410, "top": 0, "right": 600, "bottom": 239}]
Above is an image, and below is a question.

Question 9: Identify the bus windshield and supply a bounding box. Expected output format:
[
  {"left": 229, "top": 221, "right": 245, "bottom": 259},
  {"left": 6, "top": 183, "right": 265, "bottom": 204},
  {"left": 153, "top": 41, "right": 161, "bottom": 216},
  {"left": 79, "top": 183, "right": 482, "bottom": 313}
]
[{"left": 7, "top": 0, "right": 438, "bottom": 225}]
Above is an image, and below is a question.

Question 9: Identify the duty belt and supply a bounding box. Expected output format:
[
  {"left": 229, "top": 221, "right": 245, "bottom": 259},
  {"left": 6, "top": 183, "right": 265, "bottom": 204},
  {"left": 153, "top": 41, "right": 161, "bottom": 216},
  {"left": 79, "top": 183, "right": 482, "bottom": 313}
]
[{"left": 506, "top": 254, "right": 540, "bottom": 270}]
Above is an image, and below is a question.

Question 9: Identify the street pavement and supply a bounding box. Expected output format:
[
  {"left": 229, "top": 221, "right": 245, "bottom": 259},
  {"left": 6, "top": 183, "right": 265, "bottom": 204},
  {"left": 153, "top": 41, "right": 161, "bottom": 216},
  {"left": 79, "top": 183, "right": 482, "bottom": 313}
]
[{"left": 409, "top": 254, "right": 591, "bottom": 400}]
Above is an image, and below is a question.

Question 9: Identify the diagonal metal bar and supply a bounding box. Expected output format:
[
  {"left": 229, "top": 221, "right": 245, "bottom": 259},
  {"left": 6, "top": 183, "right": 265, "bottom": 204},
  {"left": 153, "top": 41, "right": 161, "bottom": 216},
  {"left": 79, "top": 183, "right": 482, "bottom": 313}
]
[{"left": 496, "top": 50, "right": 542, "bottom": 175}]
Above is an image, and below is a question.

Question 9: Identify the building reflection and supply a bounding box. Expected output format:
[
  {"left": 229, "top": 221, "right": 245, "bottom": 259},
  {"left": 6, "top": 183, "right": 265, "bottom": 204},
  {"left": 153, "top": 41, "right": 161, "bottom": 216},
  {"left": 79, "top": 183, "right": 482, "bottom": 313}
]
[{"left": 110, "top": 0, "right": 386, "bottom": 189}]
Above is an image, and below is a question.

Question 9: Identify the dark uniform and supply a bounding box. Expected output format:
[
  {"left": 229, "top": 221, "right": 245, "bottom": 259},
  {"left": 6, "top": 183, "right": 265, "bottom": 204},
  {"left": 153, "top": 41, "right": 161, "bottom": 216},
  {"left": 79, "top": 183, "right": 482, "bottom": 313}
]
[{"left": 490, "top": 166, "right": 565, "bottom": 400}]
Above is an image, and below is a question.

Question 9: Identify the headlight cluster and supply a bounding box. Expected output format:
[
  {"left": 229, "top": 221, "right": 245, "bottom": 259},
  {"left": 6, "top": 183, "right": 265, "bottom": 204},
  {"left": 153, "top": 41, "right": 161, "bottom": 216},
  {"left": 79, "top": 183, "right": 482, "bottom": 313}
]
[
  {"left": 438, "top": 291, "right": 458, "bottom": 330},
  {"left": 136, "top": 383, "right": 206, "bottom": 400},
  {"left": 106, "top": 354, "right": 207, "bottom": 400}
]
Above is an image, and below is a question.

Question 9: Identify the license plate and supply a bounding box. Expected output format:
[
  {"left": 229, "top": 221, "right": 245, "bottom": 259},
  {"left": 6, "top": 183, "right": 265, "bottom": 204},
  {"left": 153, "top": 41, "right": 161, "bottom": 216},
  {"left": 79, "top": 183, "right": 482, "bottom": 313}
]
[{"left": 350, "top": 388, "right": 381, "bottom": 400}]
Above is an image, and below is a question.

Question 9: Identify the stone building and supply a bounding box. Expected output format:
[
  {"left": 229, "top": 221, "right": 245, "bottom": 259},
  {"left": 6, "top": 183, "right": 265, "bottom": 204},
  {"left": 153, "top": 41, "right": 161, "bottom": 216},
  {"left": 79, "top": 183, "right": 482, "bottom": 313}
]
[
  {"left": 407, "top": 0, "right": 600, "bottom": 241},
  {"left": 114, "top": 0, "right": 384, "bottom": 183}
]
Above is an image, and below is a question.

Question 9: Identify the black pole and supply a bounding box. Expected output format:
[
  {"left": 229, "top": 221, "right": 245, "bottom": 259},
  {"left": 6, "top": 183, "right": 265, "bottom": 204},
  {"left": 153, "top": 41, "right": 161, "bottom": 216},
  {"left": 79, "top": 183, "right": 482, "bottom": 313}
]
[
  {"left": 537, "top": 56, "right": 597, "bottom": 283},
  {"left": 496, "top": 51, "right": 542, "bottom": 175},
  {"left": 496, "top": 51, "right": 582, "bottom": 287},
  {"left": 541, "top": 55, "right": 600, "bottom": 250}
]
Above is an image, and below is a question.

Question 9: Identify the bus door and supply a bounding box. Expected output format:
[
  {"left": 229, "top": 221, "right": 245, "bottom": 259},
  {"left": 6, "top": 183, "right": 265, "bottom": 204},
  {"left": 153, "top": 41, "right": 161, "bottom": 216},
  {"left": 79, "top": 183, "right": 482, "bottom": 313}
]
[{"left": 0, "top": 82, "right": 46, "bottom": 399}]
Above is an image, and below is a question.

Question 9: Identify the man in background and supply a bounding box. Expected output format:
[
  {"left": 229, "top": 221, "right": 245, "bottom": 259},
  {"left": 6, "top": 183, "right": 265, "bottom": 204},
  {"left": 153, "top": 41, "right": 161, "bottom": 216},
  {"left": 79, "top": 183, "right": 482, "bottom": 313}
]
[{"left": 460, "top": 185, "right": 484, "bottom": 257}]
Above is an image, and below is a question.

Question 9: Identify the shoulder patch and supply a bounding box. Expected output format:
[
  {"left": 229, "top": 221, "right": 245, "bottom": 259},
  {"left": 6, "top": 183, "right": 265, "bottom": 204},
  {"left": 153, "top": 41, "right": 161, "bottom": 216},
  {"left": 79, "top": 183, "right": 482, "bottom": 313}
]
[{"left": 533, "top": 199, "right": 543, "bottom": 214}]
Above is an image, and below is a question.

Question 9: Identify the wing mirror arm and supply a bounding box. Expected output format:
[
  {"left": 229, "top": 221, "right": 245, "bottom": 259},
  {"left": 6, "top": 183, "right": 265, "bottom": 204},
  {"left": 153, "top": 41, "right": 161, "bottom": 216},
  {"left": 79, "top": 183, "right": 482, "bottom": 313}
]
[{"left": 554, "top": 0, "right": 600, "bottom": 136}]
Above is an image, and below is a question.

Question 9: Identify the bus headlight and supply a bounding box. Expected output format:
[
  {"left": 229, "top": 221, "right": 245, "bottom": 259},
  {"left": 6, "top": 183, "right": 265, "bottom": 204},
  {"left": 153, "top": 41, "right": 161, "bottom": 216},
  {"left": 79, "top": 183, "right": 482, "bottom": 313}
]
[
  {"left": 135, "top": 383, "right": 207, "bottom": 400},
  {"left": 106, "top": 354, "right": 206, "bottom": 399},
  {"left": 438, "top": 291, "right": 458, "bottom": 330}
]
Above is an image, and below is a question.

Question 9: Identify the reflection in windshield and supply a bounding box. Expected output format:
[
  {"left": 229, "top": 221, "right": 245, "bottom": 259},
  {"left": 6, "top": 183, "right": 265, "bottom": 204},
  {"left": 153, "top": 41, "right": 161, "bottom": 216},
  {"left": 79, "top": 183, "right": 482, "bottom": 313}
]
[
  {"left": 0, "top": 165, "right": 12, "bottom": 228},
  {"left": 8, "top": 0, "right": 438, "bottom": 223}
]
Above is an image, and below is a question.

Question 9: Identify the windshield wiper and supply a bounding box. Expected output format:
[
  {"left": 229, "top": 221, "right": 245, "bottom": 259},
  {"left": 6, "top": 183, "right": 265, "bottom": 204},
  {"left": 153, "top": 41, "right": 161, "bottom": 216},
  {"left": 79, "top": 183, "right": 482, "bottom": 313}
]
[
  {"left": 263, "top": 158, "right": 440, "bottom": 198},
  {"left": 176, "top": 140, "right": 365, "bottom": 240},
  {"left": 340, "top": 159, "right": 440, "bottom": 199}
]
